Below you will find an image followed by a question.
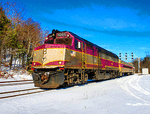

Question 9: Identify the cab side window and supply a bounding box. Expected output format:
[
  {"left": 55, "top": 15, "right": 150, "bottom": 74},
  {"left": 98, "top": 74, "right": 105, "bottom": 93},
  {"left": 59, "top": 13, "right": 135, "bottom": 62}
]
[{"left": 75, "top": 39, "right": 81, "bottom": 50}]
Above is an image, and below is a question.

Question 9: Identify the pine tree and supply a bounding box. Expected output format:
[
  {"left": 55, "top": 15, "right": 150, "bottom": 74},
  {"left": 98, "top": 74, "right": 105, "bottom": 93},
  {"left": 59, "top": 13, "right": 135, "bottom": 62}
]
[{"left": 0, "top": 7, "right": 10, "bottom": 70}]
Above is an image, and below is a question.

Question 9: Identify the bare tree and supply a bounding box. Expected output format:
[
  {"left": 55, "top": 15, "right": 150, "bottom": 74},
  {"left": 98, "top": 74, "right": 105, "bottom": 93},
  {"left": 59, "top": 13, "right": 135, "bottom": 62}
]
[
  {"left": 21, "top": 18, "right": 43, "bottom": 66},
  {"left": 1, "top": 2, "right": 45, "bottom": 70}
]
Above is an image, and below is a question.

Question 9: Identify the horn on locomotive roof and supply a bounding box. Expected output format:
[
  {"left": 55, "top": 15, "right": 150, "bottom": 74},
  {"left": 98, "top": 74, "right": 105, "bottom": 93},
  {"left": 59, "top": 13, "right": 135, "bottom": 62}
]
[
  {"left": 51, "top": 29, "right": 60, "bottom": 38},
  {"left": 52, "top": 29, "right": 56, "bottom": 34},
  {"left": 52, "top": 29, "right": 60, "bottom": 34}
]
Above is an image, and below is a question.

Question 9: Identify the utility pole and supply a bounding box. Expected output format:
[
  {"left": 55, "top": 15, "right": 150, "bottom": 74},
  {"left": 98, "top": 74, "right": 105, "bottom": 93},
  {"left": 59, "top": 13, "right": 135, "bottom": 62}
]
[{"left": 138, "top": 57, "right": 141, "bottom": 73}]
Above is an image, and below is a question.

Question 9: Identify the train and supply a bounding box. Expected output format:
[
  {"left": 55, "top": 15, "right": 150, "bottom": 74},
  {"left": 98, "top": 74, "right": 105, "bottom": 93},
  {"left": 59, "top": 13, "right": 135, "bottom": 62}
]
[{"left": 32, "top": 29, "right": 135, "bottom": 88}]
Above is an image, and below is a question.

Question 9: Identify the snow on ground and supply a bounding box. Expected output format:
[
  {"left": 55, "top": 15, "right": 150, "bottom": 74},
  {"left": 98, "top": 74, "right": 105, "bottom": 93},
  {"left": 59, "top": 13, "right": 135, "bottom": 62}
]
[
  {"left": 13, "top": 73, "right": 32, "bottom": 80},
  {"left": 0, "top": 73, "right": 32, "bottom": 81},
  {"left": 0, "top": 74, "right": 150, "bottom": 114},
  {"left": 0, "top": 66, "right": 33, "bottom": 81}
]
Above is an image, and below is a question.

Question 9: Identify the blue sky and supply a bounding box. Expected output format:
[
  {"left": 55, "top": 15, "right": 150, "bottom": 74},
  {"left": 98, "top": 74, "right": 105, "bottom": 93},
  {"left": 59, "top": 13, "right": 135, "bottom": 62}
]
[{"left": 2, "top": 0, "right": 150, "bottom": 61}]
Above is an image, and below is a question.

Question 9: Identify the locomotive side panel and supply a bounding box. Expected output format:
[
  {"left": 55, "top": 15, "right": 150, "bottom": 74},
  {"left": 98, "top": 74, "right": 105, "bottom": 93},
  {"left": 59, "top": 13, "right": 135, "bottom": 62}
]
[
  {"left": 100, "top": 49, "right": 107, "bottom": 69},
  {"left": 93, "top": 47, "right": 99, "bottom": 69},
  {"left": 86, "top": 53, "right": 94, "bottom": 69},
  {"left": 64, "top": 48, "right": 82, "bottom": 69}
]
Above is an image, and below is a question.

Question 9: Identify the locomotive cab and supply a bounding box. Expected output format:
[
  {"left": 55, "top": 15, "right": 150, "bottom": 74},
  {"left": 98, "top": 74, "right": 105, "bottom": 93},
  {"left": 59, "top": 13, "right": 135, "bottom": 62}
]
[
  {"left": 32, "top": 32, "right": 73, "bottom": 68},
  {"left": 32, "top": 31, "right": 74, "bottom": 88}
]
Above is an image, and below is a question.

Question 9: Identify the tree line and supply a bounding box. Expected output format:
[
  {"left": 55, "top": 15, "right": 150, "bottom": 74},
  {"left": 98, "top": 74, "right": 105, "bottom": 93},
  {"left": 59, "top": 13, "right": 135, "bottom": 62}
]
[
  {"left": 132, "top": 56, "right": 150, "bottom": 74},
  {"left": 0, "top": 3, "right": 46, "bottom": 70}
]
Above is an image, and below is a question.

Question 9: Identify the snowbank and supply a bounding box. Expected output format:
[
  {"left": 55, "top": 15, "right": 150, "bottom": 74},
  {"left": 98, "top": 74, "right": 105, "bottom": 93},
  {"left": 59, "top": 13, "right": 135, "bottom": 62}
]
[{"left": 0, "top": 66, "right": 33, "bottom": 80}]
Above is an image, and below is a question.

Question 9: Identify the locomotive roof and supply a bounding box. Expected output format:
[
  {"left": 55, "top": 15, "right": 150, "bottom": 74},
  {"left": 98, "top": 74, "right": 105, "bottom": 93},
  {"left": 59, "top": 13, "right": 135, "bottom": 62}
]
[
  {"left": 69, "top": 32, "right": 118, "bottom": 58},
  {"left": 49, "top": 30, "right": 118, "bottom": 58}
]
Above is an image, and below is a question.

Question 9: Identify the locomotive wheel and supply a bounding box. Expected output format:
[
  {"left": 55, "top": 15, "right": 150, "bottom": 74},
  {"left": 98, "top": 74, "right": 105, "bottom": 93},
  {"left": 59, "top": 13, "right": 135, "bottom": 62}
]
[
  {"left": 68, "top": 74, "right": 73, "bottom": 85},
  {"left": 118, "top": 72, "right": 122, "bottom": 77},
  {"left": 112, "top": 71, "right": 117, "bottom": 79},
  {"left": 65, "top": 70, "right": 77, "bottom": 86},
  {"left": 85, "top": 74, "right": 88, "bottom": 83}
]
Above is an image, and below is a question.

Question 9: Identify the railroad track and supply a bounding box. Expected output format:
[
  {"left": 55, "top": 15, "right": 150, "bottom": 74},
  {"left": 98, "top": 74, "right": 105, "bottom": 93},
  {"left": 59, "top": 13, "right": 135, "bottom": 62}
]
[
  {"left": 0, "top": 79, "right": 115, "bottom": 100},
  {"left": 0, "top": 80, "right": 98, "bottom": 100},
  {"left": 0, "top": 88, "right": 51, "bottom": 99},
  {"left": 0, "top": 80, "right": 33, "bottom": 83},
  {"left": 0, "top": 80, "right": 33, "bottom": 86}
]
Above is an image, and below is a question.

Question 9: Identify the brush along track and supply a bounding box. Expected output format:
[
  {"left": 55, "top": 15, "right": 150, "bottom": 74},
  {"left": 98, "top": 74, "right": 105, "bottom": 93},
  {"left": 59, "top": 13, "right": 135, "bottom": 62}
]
[
  {"left": 0, "top": 88, "right": 51, "bottom": 99},
  {"left": 0, "top": 80, "right": 33, "bottom": 86}
]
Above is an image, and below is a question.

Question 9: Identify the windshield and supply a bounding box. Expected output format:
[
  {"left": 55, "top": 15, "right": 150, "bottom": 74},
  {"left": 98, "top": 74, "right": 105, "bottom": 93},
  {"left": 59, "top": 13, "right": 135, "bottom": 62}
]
[
  {"left": 45, "top": 39, "right": 54, "bottom": 44},
  {"left": 55, "top": 38, "right": 72, "bottom": 46}
]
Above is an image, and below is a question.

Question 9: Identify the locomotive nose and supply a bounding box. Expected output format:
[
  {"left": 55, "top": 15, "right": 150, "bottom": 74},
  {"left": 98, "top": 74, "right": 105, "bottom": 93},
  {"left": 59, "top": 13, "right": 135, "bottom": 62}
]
[
  {"left": 32, "top": 44, "right": 66, "bottom": 68},
  {"left": 42, "top": 56, "right": 46, "bottom": 63}
]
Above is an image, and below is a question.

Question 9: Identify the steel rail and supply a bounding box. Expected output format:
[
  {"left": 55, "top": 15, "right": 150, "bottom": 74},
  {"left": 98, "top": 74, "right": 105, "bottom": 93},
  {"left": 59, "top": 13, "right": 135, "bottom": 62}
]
[
  {"left": 0, "top": 82, "right": 33, "bottom": 86},
  {"left": 0, "top": 88, "right": 51, "bottom": 99},
  {"left": 0, "top": 80, "right": 33, "bottom": 83},
  {"left": 0, "top": 88, "right": 39, "bottom": 94}
]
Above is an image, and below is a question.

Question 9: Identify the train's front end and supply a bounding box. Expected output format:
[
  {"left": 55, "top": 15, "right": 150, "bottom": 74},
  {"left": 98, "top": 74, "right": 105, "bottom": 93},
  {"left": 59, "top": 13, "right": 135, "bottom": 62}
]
[{"left": 32, "top": 30, "right": 73, "bottom": 88}]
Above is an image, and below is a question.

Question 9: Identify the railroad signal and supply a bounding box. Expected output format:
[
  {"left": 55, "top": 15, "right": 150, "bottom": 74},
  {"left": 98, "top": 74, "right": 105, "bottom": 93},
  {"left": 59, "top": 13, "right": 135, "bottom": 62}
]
[
  {"left": 119, "top": 53, "right": 121, "bottom": 57},
  {"left": 131, "top": 52, "right": 134, "bottom": 60},
  {"left": 125, "top": 53, "right": 127, "bottom": 60},
  {"left": 119, "top": 53, "right": 121, "bottom": 60}
]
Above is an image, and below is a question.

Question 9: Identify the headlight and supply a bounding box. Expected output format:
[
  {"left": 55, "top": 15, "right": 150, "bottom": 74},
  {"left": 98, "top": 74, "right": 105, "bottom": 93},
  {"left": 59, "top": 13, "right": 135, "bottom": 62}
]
[
  {"left": 58, "top": 61, "right": 62, "bottom": 64},
  {"left": 45, "top": 37, "right": 48, "bottom": 40},
  {"left": 43, "top": 48, "right": 47, "bottom": 54}
]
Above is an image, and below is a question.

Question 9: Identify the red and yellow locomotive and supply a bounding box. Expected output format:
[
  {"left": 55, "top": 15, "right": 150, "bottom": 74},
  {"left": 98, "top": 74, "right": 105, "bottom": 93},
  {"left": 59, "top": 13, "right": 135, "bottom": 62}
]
[{"left": 32, "top": 30, "right": 134, "bottom": 88}]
